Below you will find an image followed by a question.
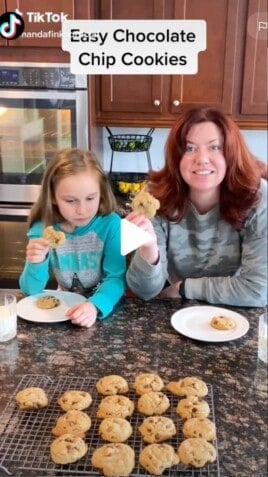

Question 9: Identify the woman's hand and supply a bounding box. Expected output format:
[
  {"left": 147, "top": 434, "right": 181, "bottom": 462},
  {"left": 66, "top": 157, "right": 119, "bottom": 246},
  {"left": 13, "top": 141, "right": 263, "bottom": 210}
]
[
  {"left": 125, "top": 211, "right": 159, "bottom": 264},
  {"left": 26, "top": 238, "right": 50, "bottom": 263},
  {"left": 65, "top": 301, "right": 97, "bottom": 328}
]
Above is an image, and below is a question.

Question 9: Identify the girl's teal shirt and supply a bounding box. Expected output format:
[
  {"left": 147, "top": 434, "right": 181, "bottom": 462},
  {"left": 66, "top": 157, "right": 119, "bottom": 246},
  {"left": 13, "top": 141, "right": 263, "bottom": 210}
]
[{"left": 19, "top": 212, "right": 126, "bottom": 318}]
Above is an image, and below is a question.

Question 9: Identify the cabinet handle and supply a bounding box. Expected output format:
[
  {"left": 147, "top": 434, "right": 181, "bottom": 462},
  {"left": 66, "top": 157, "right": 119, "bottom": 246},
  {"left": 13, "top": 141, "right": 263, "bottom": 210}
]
[
  {"left": 154, "top": 99, "right": 161, "bottom": 106},
  {"left": 172, "top": 100, "right": 180, "bottom": 107}
]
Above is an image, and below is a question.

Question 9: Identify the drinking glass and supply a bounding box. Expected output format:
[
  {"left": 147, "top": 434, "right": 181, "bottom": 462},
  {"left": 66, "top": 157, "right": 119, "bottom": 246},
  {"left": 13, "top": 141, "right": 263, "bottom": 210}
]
[
  {"left": 258, "top": 311, "right": 267, "bottom": 364},
  {"left": 0, "top": 294, "right": 17, "bottom": 342}
]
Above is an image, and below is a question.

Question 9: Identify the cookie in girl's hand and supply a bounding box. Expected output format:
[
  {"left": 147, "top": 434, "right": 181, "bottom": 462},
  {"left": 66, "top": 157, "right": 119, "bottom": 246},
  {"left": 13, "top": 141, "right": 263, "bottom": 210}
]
[
  {"left": 43, "top": 226, "right": 65, "bottom": 248},
  {"left": 131, "top": 191, "right": 160, "bottom": 218}
]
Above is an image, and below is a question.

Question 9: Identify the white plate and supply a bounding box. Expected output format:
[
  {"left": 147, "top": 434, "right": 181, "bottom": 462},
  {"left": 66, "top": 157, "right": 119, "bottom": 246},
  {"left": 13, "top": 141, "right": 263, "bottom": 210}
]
[
  {"left": 171, "top": 306, "right": 249, "bottom": 342},
  {"left": 17, "top": 291, "right": 86, "bottom": 323}
]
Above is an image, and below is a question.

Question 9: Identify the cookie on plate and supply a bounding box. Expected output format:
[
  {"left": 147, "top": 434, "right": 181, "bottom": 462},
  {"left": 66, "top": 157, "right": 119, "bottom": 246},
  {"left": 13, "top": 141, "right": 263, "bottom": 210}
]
[
  {"left": 131, "top": 191, "right": 160, "bottom": 219},
  {"left": 97, "top": 395, "right": 135, "bottom": 419},
  {"left": 91, "top": 443, "right": 135, "bottom": 477},
  {"left": 139, "top": 443, "right": 180, "bottom": 475},
  {"left": 137, "top": 391, "right": 170, "bottom": 416},
  {"left": 52, "top": 410, "right": 91, "bottom": 438},
  {"left": 182, "top": 417, "right": 216, "bottom": 441},
  {"left": 139, "top": 415, "right": 176, "bottom": 443},
  {"left": 166, "top": 377, "right": 208, "bottom": 397},
  {"left": 15, "top": 386, "right": 48, "bottom": 410},
  {"left": 99, "top": 417, "right": 133, "bottom": 442},
  {"left": 96, "top": 375, "right": 129, "bottom": 395},
  {"left": 133, "top": 373, "right": 164, "bottom": 395},
  {"left": 210, "top": 315, "right": 236, "bottom": 330},
  {"left": 43, "top": 225, "right": 65, "bottom": 248},
  {"left": 178, "top": 437, "right": 216, "bottom": 468},
  {"left": 36, "top": 295, "right": 61, "bottom": 309},
  {"left": 176, "top": 396, "right": 210, "bottom": 420},
  {"left": 57, "top": 390, "right": 92, "bottom": 411},
  {"left": 50, "top": 433, "right": 88, "bottom": 464}
]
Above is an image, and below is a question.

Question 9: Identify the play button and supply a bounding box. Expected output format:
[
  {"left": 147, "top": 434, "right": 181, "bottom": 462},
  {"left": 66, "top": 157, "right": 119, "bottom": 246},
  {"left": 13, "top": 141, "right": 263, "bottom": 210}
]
[{"left": 120, "top": 218, "right": 152, "bottom": 255}]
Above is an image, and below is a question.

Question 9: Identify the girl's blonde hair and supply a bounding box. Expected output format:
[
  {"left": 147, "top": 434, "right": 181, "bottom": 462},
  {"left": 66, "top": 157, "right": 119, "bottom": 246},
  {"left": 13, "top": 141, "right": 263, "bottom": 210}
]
[{"left": 29, "top": 148, "right": 116, "bottom": 227}]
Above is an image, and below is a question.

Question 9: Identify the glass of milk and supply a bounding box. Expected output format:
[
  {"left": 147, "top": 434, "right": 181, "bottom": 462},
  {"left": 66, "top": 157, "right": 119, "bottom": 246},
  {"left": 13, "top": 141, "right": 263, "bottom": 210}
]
[
  {"left": 258, "top": 311, "right": 267, "bottom": 364},
  {"left": 0, "top": 294, "right": 17, "bottom": 342}
]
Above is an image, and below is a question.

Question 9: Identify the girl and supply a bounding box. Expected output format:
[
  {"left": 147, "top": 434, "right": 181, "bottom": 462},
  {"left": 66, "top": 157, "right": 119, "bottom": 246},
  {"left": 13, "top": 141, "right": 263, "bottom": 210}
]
[
  {"left": 126, "top": 107, "right": 267, "bottom": 307},
  {"left": 19, "top": 149, "right": 126, "bottom": 327}
]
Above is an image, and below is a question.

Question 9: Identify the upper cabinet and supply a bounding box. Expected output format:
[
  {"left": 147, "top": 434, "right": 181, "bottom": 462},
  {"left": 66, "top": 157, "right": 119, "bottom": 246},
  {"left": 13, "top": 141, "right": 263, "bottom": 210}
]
[
  {"left": 240, "top": 0, "right": 267, "bottom": 118},
  {"left": 94, "top": 0, "right": 267, "bottom": 128},
  {"left": 94, "top": 0, "right": 239, "bottom": 126}
]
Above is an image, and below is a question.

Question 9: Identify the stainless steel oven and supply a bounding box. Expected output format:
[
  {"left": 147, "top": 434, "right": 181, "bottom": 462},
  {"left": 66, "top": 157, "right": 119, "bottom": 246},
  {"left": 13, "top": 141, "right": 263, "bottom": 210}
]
[
  {"left": 0, "top": 62, "right": 89, "bottom": 204},
  {"left": 0, "top": 62, "right": 89, "bottom": 286}
]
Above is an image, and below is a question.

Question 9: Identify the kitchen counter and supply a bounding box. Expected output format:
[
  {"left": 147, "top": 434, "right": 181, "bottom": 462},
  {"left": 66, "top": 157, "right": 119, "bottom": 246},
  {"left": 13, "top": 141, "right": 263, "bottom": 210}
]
[{"left": 0, "top": 291, "right": 267, "bottom": 477}]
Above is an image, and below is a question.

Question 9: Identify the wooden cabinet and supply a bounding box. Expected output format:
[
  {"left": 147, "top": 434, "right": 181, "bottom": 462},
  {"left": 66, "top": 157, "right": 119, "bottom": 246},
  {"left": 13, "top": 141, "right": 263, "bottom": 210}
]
[
  {"left": 95, "top": 0, "right": 267, "bottom": 128},
  {"left": 240, "top": 0, "right": 267, "bottom": 118},
  {"left": 95, "top": 0, "right": 240, "bottom": 127}
]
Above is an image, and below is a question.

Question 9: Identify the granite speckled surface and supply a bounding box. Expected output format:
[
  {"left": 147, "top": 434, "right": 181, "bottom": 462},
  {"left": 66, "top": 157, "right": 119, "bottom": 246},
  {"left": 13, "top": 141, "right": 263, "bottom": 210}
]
[{"left": 0, "top": 291, "right": 267, "bottom": 477}]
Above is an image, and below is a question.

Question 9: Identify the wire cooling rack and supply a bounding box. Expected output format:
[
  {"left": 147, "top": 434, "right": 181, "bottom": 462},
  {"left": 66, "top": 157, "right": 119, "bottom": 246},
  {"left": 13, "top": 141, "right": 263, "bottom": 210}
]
[{"left": 0, "top": 375, "right": 220, "bottom": 476}]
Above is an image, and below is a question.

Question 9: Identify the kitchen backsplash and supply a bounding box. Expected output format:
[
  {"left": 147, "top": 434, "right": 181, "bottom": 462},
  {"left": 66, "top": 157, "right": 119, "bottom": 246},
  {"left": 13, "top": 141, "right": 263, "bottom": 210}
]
[{"left": 100, "top": 127, "right": 267, "bottom": 173}]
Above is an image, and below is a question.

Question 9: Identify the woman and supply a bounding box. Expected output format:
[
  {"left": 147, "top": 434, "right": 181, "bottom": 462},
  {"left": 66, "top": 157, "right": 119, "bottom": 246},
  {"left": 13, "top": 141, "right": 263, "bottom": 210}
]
[
  {"left": 126, "top": 107, "right": 267, "bottom": 307},
  {"left": 19, "top": 148, "right": 126, "bottom": 327}
]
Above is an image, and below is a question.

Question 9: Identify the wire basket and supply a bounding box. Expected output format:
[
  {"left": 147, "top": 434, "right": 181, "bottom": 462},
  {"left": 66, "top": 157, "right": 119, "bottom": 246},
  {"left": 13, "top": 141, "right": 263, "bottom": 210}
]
[{"left": 106, "top": 127, "right": 154, "bottom": 152}]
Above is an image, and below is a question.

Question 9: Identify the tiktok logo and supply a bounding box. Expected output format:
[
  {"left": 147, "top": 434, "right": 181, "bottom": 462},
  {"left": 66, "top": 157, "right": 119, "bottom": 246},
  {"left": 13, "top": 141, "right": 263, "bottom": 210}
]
[{"left": 0, "top": 9, "right": 24, "bottom": 39}]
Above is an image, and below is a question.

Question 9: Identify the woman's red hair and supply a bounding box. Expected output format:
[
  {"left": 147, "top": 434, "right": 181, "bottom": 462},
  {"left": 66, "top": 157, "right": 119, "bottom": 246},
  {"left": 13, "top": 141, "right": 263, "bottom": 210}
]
[{"left": 149, "top": 107, "right": 264, "bottom": 229}]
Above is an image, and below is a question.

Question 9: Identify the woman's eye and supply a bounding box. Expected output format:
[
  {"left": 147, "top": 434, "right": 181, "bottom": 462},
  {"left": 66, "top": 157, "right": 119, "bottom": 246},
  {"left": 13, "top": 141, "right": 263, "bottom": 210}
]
[
  {"left": 210, "top": 144, "right": 222, "bottom": 151},
  {"left": 185, "top": 145, "right": 195, "bottom": 153}
]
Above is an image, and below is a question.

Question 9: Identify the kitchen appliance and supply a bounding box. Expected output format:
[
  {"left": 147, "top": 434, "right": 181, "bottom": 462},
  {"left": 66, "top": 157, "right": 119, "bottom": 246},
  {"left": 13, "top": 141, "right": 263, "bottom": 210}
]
[{"left": 0, "top": 62, "right": 89, "bottom": 287}]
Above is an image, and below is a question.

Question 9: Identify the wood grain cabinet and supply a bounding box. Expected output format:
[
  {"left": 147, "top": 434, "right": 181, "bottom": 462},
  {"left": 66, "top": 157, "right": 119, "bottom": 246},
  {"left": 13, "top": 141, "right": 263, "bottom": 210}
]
[
  {"left": 94, "top": 0, "right": 267, "bottom": 127},
  {"left": 240, "top": 0, "right": 267, "bottom": 121},
  {"left": 94, "top": 0, "right": 240, "bottom": 127}
]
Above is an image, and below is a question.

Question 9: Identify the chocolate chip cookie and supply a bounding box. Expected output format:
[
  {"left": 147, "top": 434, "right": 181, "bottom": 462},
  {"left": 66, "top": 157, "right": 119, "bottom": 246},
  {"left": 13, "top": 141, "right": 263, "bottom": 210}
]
[
  {"left": 91, "top": 443, "right": 135, "bottom": 477},
  {"left": 139, "top": 415, "right": 176, "bottom": 443},
  {"left": 139, "top": 443, "right": 180, "bottom": 475},
  {"left": 15, "top": 386, "right": 48, "bottom": 410},
  {"left": 57, "top": 390, "right": 92, "bottom": 411}
]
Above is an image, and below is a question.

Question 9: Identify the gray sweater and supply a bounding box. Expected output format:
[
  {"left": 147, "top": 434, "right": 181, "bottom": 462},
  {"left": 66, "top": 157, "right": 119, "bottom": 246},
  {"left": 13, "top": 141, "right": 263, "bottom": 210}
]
[{"left": 127, "top": 179, "right": 267, "bottom": 307}]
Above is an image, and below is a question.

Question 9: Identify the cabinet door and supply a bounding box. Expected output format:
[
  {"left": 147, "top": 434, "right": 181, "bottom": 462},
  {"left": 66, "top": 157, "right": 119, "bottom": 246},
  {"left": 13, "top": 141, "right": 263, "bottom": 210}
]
[
  {"left": 170, "top": 0, "right": 239, "bottom": 114},
  {"left": 241, "top": 0, "right": 267, "bottom": 115},
  {"left": 98, "top": 0, "right": 165, "bottom": 114},
  {"left": 6, "top": 0, "right": 75, "bottom": 47}
]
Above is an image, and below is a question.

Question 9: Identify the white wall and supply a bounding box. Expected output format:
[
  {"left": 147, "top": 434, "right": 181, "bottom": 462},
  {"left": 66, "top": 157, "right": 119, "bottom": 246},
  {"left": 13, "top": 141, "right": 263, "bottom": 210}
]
[{"left": 100, "top": 127, "right": 267, "bottom": 173}]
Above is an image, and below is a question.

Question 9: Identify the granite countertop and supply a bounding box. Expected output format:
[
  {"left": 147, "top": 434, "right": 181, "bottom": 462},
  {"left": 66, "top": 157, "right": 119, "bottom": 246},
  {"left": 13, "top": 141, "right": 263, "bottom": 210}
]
[{"left": 0, "top": 291, "right": 267, "bottom": 477}]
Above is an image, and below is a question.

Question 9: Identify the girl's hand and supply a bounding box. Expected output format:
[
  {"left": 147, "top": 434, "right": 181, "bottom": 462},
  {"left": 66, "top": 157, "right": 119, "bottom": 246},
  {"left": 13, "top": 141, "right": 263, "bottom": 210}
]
[
  {"left": 125, "top": 211, "right": 159, "bottom": 264},
  {"left": 65, "top": 301, "right": 97, "bottom": 328},
  {"left": 26, "top": 238, "right": 50, "bottom": 263}
]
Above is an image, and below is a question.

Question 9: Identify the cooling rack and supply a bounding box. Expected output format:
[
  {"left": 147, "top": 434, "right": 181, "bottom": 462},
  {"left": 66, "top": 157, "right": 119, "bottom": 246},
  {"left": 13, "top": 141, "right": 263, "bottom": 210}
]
[{"left": 0, "top": 374, "right": 220, "bottom": 476}]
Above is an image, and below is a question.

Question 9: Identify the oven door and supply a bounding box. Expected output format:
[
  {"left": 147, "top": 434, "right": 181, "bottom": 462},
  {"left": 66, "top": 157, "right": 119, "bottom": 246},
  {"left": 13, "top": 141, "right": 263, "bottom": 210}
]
[
  {"left": 0, "top": 205, "right": 30, "bottom": 288},
  {"left": 0, "top": 89, "right": 88, "bottom": 203},
  {"left": 0, "top": 205, "right": 57, "bottom": 289}
]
